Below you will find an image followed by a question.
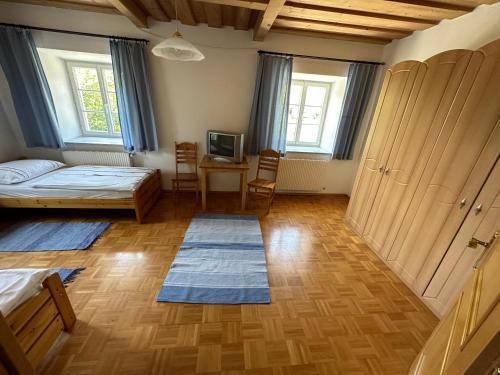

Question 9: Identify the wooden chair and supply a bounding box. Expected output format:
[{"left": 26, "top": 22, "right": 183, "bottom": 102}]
[
  {"left": 247, "top": 149, "right": 281, "bottom": 215},
  {"left": 172, "top": 142, "right": 199, "bottom": 201}
]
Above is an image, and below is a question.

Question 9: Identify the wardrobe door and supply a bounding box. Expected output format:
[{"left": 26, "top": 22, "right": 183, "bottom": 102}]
[
  {"left": 409, "top": 238, "right": 500, "bottom": 375},
  {"left": 362, "top": 49, "right": 479, "bottom": 256},
  {"left": 422, "top": 158, "right": 500, "bottom": 317},
  {"left": 345, "top": 60, "right": 424, "bottom": 235},
  {"left": 386, "top": 39, "right": 500, "bottom": 288}
]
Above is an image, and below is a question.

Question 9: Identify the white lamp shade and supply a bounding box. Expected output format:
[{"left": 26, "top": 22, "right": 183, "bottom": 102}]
[{"left": 151, "top": 32, "right": 205, "bottom": 61}]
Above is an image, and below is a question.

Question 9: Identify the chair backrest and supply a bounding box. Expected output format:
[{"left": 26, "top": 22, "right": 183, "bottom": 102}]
[
  {"left": 256, "top": 149, "right": 280, "bottom": 181},
  {"left": 175, "top": 142, "right": 198, "bottom": 176}
]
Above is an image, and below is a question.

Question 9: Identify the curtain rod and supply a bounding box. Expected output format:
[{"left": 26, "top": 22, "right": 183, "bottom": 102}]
[
  {"left": 258, "top": 50, "right": 384, "bottom": 66},
  {"left": 0, "top": 22, "right": 149, "bottom": 43}
]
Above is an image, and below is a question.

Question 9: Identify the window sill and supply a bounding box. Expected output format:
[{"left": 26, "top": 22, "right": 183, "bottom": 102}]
[
  {"left": 66, "top": 136, "right": 123, "bottom": 146},
  {"left": 285, "top": 145, "right": 332, "bottom": 154}
]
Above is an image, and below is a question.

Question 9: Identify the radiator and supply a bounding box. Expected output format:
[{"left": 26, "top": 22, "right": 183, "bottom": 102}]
[
  {"left": 276, "top": 158, "right": 329, "bottom": 192},
  {"left": 62, "top": 151, "right": 132, "bottom": 167}
]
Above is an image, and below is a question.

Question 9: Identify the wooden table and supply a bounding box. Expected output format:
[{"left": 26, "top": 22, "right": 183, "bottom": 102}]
[{"left": 199, "top": 155, "right": 249, "bottom": 211}]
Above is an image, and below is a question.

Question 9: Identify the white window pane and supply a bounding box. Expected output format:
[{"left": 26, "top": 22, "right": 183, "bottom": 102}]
[
  {"left": 104, "top": 69, "right": 115, "bottom": 92},
  {"left": 302, "top": 106, "right": 322, "bottom": 125},
  {"left": 108, "top": 92, "right": 118, "bottom": 113},
  {"left": 286, "top": 123, "right": 297, "bottom": 143},
  {"left": 290, "top": 84, "right": 303, "bottom": 105},
  {"left": 305, "top": 86, "right": 326, "bottom": 106},
  {"left": 112, "top": 113, "right": 121, "bottom": 134},
  {"left": 81, "top": 91, "right": 104, "bottom": 111},
  {"left": 85, "top": 112, "right": 108, "bottom": 132},
  {"left": 299, "top": 125, "right": 319, "bottom": 143},
  {"left": 288, "top": 105, "right": 300, "bottom": 124},
  {"left": 74, "top": 67, "right": 100, "bottom": 90}
]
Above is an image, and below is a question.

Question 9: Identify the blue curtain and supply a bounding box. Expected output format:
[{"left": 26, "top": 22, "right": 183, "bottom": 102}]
[
  {"left": 246, "top": 54, "right": 293, "bottom": 155},
  {"left": 332, "top": 63, "right": 378, "bottom": 160},
  {"left": 0, "top": 26, "right": 63, "bottom": 149},
  {"left": 110, "top": 38, "right": 158, "bottom": 152}
]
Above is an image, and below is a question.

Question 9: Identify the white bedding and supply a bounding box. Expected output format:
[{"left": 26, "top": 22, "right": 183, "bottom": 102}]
[
  {"left": 0, "top": 165, "right": 155, "bottom": 199},
  {"left": 0, "top": 268, "right": 55, "bottom": 316}
]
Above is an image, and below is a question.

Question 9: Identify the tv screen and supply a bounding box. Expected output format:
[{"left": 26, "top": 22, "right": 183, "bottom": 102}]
[{"left": 209, "top": 133, "right": 235, "bottom": 157}]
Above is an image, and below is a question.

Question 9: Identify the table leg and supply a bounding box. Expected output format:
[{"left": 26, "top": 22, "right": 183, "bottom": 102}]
[
  {"left": 201, "top": 169, "right": 207, "bottom": 211},
  {"left": 241, "top": 170, "right": 247, "bottom": 210}
]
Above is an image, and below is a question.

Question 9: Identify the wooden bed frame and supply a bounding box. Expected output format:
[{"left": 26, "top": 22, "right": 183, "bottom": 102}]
[
  {"left": 0, "top": 169, "right": 162, "bottom": 224},
  {"left": 0, "top": 273, "right": 76, "bottom": 375}
]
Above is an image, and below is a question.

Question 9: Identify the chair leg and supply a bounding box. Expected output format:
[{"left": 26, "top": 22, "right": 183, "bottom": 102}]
[
  {"left": 265, "top": 193, "right": 272, "bottom": 215},
  {"left": 195, "top": 181, "right": 199, "bottom": 203},
  {"left": 172, "top": 181, "right": 176, "bottom": 200}
]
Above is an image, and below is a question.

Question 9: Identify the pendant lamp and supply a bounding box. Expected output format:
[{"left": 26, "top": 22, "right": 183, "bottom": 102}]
[{"left": 151, "top": 0, "right": 205, "bottom": 61}]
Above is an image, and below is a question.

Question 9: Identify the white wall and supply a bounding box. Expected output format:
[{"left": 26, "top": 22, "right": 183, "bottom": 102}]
[
  {"left": 383, "top": 3, "right": 500, "bottom": 65},
  {"left": 0, "top": 1, "right": 385, "bottom": 193},
  {"left": 38, "top": 49, "right": 81, "bottom": 140}
]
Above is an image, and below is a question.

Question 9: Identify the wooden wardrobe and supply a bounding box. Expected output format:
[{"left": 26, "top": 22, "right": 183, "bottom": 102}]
[{"left": 346, "top": 38, "right": 500, "bottom": 318}]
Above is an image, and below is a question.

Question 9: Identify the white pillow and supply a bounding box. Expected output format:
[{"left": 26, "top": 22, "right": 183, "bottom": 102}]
[{"left": 0, "top": 159, "right": 65, "bottom": 184}]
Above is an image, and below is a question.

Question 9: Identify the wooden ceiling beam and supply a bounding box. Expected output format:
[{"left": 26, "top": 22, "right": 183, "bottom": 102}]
[
  {"left": 191, "top": 0, "right": 267, "bottom": 11},
  {"left": 139, "top": 0, "right": 170, "bottom": 21},
  {"left": 203, "top": 3, "right": 223, "bottom": 27},
  {"left": 108, "top": 0, "right": 149, "bottom": 27},
  {"left": 272, "top": 27, "right": 391, "bottom": 44},
  {"left": 287, "top": 0, "right": 473, "bottom": 21},
  {"left": 274, "top": 17, "right": 411, "bottom": 40},
  {"left": 280, "top": 3, "right": 437, "bottom": 31},
  {"left": 2, "top": 0, "right": 119, "bottom": 15},
  {"left": 192, "top": 0, "right": 437, "bottom": 31},
  {"left": 254, "top": 0, "right": 286, "bottom": 41},
  {"left": 180, "top": 0, "right": 197, "bottom": 25},
  {"left": 429, "top": 0, "right": 498, "bottom": 6},
  {"left": 234, "top": 7, "right": 252, "bottom": 30}
]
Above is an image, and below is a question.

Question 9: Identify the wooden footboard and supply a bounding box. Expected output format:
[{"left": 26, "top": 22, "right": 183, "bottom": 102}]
[
  {"left": 134, "top": 169, "right": 162, "bottom": 223},
  {"left": 0, "top": 273, "right": 75, "bottom": 374}
]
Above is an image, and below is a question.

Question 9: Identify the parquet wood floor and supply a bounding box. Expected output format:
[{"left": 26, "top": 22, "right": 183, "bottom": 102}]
[{"left": 0, "top": 193, "right": 439, "bottom": 375}]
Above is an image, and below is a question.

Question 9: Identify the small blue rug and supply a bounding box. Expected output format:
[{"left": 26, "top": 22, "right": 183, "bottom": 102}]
[
  {"left": 157, "top": 214, "right": 270, "bottom": 304},
  {"left": 0, "top": 222, "right": 111, "bottom": 251},
  {"left": 54, "top": 268, "right": 85, "bottom": 284}
]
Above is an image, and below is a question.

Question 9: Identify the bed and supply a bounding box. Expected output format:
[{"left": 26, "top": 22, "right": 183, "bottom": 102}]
[
  {"left": 0, "top": 159, "right": 161, "bottom": 223},
  {"left": 0, "top": 269, "right": 76, "bottom": 374}
]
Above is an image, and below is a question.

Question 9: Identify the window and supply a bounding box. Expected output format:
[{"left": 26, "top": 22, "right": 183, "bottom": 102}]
[
  {"left": 67, "top": 62, "right": 121, "bottom": 137},
  {"left": 287, "top": 80, "right": 331, "bottom": 147}
]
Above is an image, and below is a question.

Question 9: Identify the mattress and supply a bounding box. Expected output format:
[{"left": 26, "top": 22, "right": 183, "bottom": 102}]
[
  {"left": 0, "top": 268, "right": 54, "bottom": 316},
  {"left": 0, "top": 165, "right": 155, "bottom": 199}
]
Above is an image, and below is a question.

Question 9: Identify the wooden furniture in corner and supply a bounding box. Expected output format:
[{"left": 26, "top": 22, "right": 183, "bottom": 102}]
[
  {"left": 199, "top": 155, "right": 249, "bottom": 211},
  {"left": 0, "top": 273, "right": 76, "bottom": 375},
  {"left": 247, "top": 149, "right": 281, "bottom": 215},
  {"left": 345, "top": 38, "right": 500, "bottom": 315},
  {"left": 0, "top": 169, "right": 161, "bottom": 224},
  {"left": 171, "top": 142, "right": 199, "bottom": 201},
  {"left": 409, "top": 231, "right": 500, "bottom": 375}
]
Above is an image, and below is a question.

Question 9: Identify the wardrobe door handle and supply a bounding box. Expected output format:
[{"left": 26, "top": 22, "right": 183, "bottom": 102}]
[
  {"left": 459, "top": 198, "right": 467, "bottom": 208},
  {"left": 384, "top": 168, "right": 390, "bottom": 175},
  {"left": 378, "top": 165, "right": 384, "bottom": 173},
  {"left": 474, "top": 204, "right": 483, "bottom": 214}
]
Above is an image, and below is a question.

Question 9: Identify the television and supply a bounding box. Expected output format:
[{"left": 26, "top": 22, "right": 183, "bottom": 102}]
[{"left": 207, "top": 130, "right": 245, "bottom": 163}]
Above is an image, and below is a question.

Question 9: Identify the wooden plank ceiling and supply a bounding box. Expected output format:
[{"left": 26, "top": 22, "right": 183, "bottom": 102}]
[{"left": 9, "top": 0, "right": 500, "bottom": 44}]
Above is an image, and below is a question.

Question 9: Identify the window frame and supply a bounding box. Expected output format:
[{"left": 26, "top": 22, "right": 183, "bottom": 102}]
[
  {"left": 287, "top": 80, "right": 332, "bottom": 148},
  {"left": 67, "top": 61, "right": 121, "bottom": 138}
]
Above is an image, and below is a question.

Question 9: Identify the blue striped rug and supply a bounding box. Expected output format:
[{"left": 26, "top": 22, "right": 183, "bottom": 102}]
[
  {"left": 157, "top": 214, "right": 270, "bottom": 304},
  {"left": 0, "top": 222, "right": 110, "bottom": 251},
  {"left": 54, "top": 268, "right": 85, "bottom": 284}
]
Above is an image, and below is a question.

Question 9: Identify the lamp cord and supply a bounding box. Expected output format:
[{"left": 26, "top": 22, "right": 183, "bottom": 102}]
[{"left": 174, "top": 0, "right": 179, "bottom": 34}]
